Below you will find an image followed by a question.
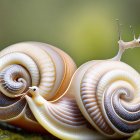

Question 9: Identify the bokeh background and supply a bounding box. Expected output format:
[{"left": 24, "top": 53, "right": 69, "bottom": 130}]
[{"left": 0, "top": 0, "right": 140, "bottom": 69}]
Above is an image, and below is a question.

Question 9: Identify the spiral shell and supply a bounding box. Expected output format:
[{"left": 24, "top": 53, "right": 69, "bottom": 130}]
[
  {"left": 74, "top": 60, "right": 140, "bottom": 138},
  {"left": 0, "top": 41, "right": 76, "bottom": 131}
]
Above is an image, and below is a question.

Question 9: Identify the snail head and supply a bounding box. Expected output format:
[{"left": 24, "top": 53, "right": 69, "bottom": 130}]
[{"left": 29, "top": 86, "right": 39, "bottom": 96}]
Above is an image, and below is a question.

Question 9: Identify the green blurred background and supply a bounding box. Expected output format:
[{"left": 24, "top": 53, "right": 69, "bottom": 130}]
[{"left": 0, "top": 0, "right": 140, "bottom": 70}]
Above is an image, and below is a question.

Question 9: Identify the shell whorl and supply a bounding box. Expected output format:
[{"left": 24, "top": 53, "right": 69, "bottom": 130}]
[
  {"left": 80, "top": 60, "right": 140, "bottom": 137},
  {"left": 0, "top": 43, "right": 56, "bottom": 99},
  {"left": 0, "top": 53, "right": 39, "bottom": 98},
  {"left": 0, "top": 65, "right": 31, "bottom": 97}
]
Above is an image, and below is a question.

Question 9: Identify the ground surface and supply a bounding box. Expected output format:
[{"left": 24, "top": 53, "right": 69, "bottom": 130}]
[{"left": 0, "top": 122, "right": 138, "bottom": 140}]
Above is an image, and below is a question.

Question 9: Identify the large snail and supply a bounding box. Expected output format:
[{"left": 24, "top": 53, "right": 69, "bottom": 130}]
[{"left": 0, "top": 21, "right": 140, "bottom": 140}]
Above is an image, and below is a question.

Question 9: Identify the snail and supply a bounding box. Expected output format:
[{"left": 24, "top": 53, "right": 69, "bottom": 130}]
[
  {"left": 0, "top": 21, "right": 139, "bottom": 140},
  {"left": 25, "top": 22, "right": 140, "bottom": 139},
  {"left": 0, "top": 42, "right": 77, "bottom": 132}
]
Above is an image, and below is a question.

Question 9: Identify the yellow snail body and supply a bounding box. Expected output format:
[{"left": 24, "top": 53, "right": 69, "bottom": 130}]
[
  {"left": 26, "top": 27, "right": 140, "bottom": 139},
  {"left": 0, "top": 41, "right": 77, "bottom": 132}
]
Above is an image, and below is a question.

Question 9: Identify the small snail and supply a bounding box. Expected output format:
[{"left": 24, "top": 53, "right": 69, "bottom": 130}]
[
  {"left": 0, "top": 20, "right": 139, "bottom": 140},
  {"left": 26, "top": 22, "right": 140, "bottom": 139}
]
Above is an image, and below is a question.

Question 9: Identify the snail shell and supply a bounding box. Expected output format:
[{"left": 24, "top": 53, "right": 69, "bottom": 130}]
[
  {"left": 73, "top": 37, "right": 140, "bottom": 138},
  {"left": 0, "top": 41, "right": 76, "bottom": 131},
  {"left": 74, "top": 60, "right": 140, "bottom": 138}
]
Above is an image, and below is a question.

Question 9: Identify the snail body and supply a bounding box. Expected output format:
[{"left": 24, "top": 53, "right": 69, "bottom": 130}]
[{"left": 26, "top": 88, "right": 104, "bottom": 140}]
